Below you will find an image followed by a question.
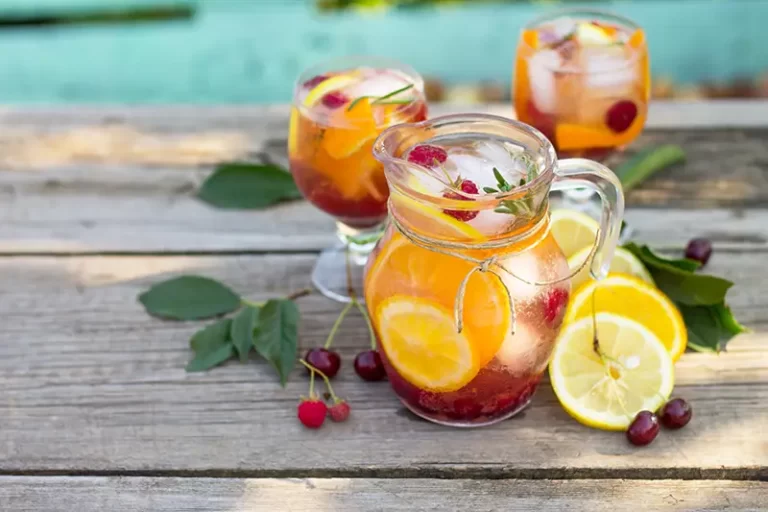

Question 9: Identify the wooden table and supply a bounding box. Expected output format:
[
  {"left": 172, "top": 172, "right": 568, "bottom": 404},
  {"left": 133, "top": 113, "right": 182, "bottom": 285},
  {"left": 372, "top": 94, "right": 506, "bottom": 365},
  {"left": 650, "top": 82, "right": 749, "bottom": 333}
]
[{"left": 0, "top": 102, "right": 766, "bottom": 511}]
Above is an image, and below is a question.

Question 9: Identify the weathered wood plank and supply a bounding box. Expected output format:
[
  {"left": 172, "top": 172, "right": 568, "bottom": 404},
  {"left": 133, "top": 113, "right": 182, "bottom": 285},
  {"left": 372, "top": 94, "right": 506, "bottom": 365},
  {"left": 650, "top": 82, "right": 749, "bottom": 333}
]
[
  {"left": 0, "top": 253, "right": 765, "bottom": 477},
  {"left": 1, "top": 477, "right": 766, "bottom": 511},
  {"left": 0, "top": 166, "right": 766, "bottom": 253}
]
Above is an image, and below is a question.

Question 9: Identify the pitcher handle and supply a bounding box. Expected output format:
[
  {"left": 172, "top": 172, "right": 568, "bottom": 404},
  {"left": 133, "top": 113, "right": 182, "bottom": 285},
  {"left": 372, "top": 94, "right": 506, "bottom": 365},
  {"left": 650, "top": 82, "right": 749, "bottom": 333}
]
[{"left": 552, "top": 158, "right": 625, "bottom": 281}]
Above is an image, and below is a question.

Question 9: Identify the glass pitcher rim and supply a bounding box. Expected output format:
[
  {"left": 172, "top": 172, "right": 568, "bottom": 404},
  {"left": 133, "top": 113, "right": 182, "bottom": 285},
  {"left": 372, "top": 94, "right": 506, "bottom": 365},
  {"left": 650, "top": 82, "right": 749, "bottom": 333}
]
[{"left": 373, "top": 113, "right": 557, "bottom": 208}]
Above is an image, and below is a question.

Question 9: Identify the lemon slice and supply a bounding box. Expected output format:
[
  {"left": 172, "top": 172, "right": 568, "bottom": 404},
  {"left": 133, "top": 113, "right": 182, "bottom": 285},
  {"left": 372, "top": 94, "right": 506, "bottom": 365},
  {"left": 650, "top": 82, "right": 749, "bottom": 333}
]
[
  {"left": 550, "top": 312, "right": 675, "bottom": 430},
  {"left": 565, "top": 273, "right": 687, "bottom": 361},
  {"left": 288, "top": 74, "right": 361, "bottom": 154},
  {"left": 576, "top": 22, "right": 615, "bottom": 46},
  {"left": 390, "top": 192, "right": 485, "bottom": 241},
  {"left": 376, "top": 296, "right": 480, "bottom": 392},
  {"left": 550, "top": 209, "right": 599, "bottom": 258},
  {"left": 567, "top": 246, "right": 654, "bottom": 290}
]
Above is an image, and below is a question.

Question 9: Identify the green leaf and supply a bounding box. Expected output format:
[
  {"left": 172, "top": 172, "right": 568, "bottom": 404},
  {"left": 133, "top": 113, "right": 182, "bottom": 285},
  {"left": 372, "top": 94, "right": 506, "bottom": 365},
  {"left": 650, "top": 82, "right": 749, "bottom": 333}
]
[
  {"left": 190, "top": 318, "right": 232, "bottom": 353},
  {"left": 231, "top": 306, "right": 260, "bottom": 362},
  {"left": 623, "top": 243, "right": 731, "bottom": 305},
  {"left": 138, "top": 275, "right": 242, "bottom": 320},
  {"left": 253, "top": 299, "right": 299, "bottom": 387},
  {"left": 677, "top": 302, "right": 748, "bottom": 353},
  {"left": 197, "top": 163, "right": 302, "bottom": 209},
  {"left": 186, "top": 342, "right": 236, "bottom": 372},
  {"left": 614, "top": 145, "right": 686, "bottom": 192},
  {"left": 186, "top": 318, "right": 236, "bottom": 372}
]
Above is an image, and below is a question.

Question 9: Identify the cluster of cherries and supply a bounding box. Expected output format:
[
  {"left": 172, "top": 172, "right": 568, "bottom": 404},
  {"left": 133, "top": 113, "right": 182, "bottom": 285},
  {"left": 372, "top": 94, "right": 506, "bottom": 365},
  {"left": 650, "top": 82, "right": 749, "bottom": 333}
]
[{"left": 626, "top": 237, "right": 713, "bottom": 446}]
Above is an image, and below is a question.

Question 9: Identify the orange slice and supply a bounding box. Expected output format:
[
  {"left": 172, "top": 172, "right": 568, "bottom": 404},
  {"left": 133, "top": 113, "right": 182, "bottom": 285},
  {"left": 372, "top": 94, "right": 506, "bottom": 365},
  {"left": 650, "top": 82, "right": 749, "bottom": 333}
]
[
  {"left": 376, "top": 297, "right": 481, "bottom": 392},
  {"left": 322, "top": 98, "right": 379, "bottom": 159}
]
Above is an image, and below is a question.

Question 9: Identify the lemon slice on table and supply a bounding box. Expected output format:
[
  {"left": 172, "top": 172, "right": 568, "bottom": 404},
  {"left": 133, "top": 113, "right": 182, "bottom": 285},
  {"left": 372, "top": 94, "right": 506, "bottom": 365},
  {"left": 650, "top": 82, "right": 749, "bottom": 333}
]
[
  {"left": 550, "top": 209, "right": 600, "bottom": 258},
  {"left": 376, "top": 297, "right": 481, "bottom": 392},
  {"left": 550, "top": 312, "right": 675, "bottom": 430},
  {"left": 567, "top": 246, "right": 654, "bottom": 290},
  {"left": 288, "top": 74, "right": 361, "bottom": 154},
  {"left": 565, "top": 273, "right": 687, "bottom": 361}
]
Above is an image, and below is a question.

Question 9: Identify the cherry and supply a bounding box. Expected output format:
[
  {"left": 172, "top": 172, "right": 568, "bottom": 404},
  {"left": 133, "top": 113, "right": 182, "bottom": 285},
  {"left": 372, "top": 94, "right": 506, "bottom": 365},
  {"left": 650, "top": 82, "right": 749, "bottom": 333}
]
[
  {"left": 443, "top": 179, "right": 479, "bottom": 222},
  {"left": 328, "top": 401, "right": 351, "bottom": 422},
  {"left": 304, "top": 348, "right": 341, "bottom": 379},
  {"left": 605, "top": 100, "right": 638, "bottom": 133},
  {"left": 626, "top": 410, "right": 660, "bottom": 446},
  {"left": 302, "top": 74, "right": 328, "bottom": 89},
  {"left": 321, "top": 91, "right": 349, "bottom": 109},
  {"left": 297, "top": 399, "right": 327, "bottom": 429},
  {"left": 685, "top": 238, "right": 713, "bottom": 267},
  {"left": 354, "top": 350, "right": 386, "bottom": 381},
  {"left": 660, "top": 398, "right": 692, "bottom": 429},
  {"left": 543, "top": 288, "right": 570, "bottom": 327},
  {"left": 406, "top": 144, "right": 448, "bottom": 167}
]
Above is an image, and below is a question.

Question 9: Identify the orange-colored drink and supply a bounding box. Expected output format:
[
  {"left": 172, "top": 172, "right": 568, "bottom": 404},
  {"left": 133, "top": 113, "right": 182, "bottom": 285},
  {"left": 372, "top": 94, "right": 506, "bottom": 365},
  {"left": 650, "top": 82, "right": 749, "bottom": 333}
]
[
  {"left": 514, "top": 11, "right": 650, "bottom": 160},
  {"left": 289, "top": 58, "right": 427, "bottom": 302}
]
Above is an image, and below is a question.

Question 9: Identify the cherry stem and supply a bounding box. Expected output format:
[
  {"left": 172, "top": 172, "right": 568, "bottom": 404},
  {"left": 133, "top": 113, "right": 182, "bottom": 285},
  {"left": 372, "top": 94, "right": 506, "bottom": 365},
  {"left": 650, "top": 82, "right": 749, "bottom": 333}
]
[
  {"left": 345, "top": 238, "right": 377, "bottom": 351},
  {"left": 300, "top": 359, "right": 340, "bottom": 403},
  {"left": 242, "top": 288, "right": 312, "bottom": 308},
  {"left": 324, "top": 302, "right": 354, "bottom": 349}
]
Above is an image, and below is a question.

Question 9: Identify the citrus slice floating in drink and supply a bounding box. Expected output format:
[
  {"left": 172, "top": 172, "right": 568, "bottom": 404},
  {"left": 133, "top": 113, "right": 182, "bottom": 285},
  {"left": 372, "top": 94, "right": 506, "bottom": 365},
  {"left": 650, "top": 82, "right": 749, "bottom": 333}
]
[
  {"left": 549, "top": 312, "right": 675, "bottom": 430},
  {"left": 323, "top": 97, "right": 379, "bottom": 159},
  {"left": 288, "top": 74, "right": 362, "bottom": 154},
  {"left": 549, "top": 208, "right": 600, "bottom": 258},
  {"left": 567, "top": 246, "right": 654, "bottom": 290},
  {"left": 376, "top": 296, "right": 481, "bottom": 392},
  {"left": 565, "top": 273, "right": 687, "bottom": 361}
]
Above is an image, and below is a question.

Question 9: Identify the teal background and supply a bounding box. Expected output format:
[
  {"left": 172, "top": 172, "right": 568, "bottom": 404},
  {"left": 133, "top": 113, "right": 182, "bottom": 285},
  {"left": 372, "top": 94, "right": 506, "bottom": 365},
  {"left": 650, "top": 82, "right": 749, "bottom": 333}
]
[{"left": 0, "top": 0, "right": 763, "bottom": 103}]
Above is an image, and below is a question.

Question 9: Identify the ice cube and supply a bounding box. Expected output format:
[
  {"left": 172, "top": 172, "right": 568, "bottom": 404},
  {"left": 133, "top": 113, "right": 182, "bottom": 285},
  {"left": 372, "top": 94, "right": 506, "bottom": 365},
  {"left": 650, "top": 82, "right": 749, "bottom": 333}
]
[
  {"left": 497, "top": 249, "right": 544, "bottom": 301},
  {"left": 345, "top": 69, "right": 413, "bottom": 101},
  {"left": 582, "top": 47, "right": 638, "bottom": 89},
  {"left": 443, "top": 152, "right": 497, "bottom": 191},
  {"left": 473, "top": 141, "right": 529, "bottom": 178},
  {"left": 528, "top": 50, "right": 560, "bottom": 113},
  {"left": 495, "top": 321, "right": 553, "bottom": 376}
]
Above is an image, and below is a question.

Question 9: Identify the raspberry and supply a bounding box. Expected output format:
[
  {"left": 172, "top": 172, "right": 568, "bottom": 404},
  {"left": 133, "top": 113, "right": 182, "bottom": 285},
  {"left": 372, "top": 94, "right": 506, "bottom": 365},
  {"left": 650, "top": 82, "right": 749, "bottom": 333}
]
[
  {"left": 329, "top": 401, "right": 351, "bottom": 422},
  {"left": 605, "top": 100, "right": 638, "bottom": 133},
  {"left": 407, "top": 144, "right": 448, "bottom": 167},
  {"left": 297, "top": 399, "right": 327, "bottom": 429},
  {"left": 543, "top": 288, "right": 569, "bottom": 327},
  {"left": 321, "top": 91, "right": 349, "bottom": 109},
  {"left": 302, "top": 75, "right": 328, "bottom": 89},
  {"left": 443, "top": 179, "right": 479, "bottom": 221}
]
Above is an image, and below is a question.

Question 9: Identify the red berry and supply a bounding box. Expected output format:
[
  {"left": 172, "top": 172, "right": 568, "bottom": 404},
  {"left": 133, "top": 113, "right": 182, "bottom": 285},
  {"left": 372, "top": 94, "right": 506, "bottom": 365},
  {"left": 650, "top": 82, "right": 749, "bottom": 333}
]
[
  {"left": 443, "top": 179, "right": 479, "bottom": 222},
  {"left": 354, "top": 350, "right": 386, "bottom": 381},
  {"left": 543, "top": 288, "right": 569, "bottom": 327},
  {"left": 605, "top": 100, "right": 638, "bottom": 133},
  {"left": 685, "top": 239, "right": 712, "bottom": 267},
  {"left": 626, "top": 410, "right": 660, "bottom": 446},
  {"left": 321, "top": 91, "right": 349, "bottom": 109},
  {"left": 302, "top": 74, "right": 328, "bottom": 89},
  {"left": 407, "top": 144, "right": 448, "bottom": 167},
  {"left": 329, "top": 401, "right": 351, "bottom": 422},
  {"left": 304, "top": 348, "right": 341, "bottom": 379},
  {"left": 297, "top": 399, "right": 327, "bottom": 429},
  {"left": 660, "top": 398, "right": 692, "bottom": 429}
]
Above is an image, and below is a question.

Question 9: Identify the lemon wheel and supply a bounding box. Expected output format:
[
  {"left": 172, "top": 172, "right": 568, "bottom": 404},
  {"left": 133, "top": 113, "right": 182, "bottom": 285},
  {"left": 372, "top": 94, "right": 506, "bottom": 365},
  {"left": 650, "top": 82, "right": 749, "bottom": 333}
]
[
  {"left": 549, "top": 208, "right": 600, "bottom": 258},
  {"left": 550, "top": 313, "right": 675, "bottom": 430},
  {"left": 567, "top": 246, "right": 654, "bottom": 290}
]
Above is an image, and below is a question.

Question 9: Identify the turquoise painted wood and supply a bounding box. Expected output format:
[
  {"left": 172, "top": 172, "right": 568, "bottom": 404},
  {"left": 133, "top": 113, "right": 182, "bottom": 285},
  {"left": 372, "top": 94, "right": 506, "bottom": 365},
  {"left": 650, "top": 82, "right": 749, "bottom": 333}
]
[{"left": 0, "top": 0, "right": 764, "bottom": 103}]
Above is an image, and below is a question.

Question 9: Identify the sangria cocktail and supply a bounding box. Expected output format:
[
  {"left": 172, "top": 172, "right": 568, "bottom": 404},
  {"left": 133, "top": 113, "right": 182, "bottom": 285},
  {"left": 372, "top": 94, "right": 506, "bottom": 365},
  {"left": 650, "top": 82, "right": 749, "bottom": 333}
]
[
  {"left": 289, "top": 57, "right": 427, "bottom": 302},
  {"left": 514, "top": 10, "right": 649, "bottom": 164},
  {"left": 365, "top": 114, "right": 624, "bottom": 427}
]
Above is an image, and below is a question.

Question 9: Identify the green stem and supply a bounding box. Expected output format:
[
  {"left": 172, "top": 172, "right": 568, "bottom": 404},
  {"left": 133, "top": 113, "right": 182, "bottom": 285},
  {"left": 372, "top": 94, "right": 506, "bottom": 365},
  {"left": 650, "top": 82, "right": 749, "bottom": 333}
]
[
  {"left": 241, "top": 288, "right": 312, "bottom": 308},
  {"left": 301, "top": 358, "right": 341, "bottom": 403},
  {"left": 301, "top": 360, "right": 317, "bottom": 399},
  {"left": 353, "top": 297, "right": 377, "bottom": 350},
  {"left": 324, "top": 302, "right": 354, "bottom": 349}
]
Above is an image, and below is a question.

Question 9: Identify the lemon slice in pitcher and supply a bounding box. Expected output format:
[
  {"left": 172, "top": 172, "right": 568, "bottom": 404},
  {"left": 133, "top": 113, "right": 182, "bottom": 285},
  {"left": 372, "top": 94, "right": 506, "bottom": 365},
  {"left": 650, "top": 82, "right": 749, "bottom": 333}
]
[{"left": 550, "top": 313, "right": 675, "bottom": 430}]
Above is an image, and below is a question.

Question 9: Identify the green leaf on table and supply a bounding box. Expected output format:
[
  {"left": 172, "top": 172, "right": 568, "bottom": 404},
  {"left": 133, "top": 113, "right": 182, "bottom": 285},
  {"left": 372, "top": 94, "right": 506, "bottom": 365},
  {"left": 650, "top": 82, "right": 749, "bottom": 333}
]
[
  {"left": 197, "top": 162, "right": 302, "bottom": 209},
  {"left": 677, "top": 302, "right": 748, "bottom": 353},
  {"left": 623, "top": 243, "right": 732, "bottom": 305},
  {"left": 230, "top": 305, "right": 260, "bottom": 362},
  {"left": 186, "top": 318, "right": 236, "bottom": 372},
  {"left": 614, "top": 145, "right": 686, "bottom": 192},
  {"left": 138, "top": 275, "right": 242, "bottom": 320},
  {"left": 253, "top": 299, "right": 299, "bottom": 387}
]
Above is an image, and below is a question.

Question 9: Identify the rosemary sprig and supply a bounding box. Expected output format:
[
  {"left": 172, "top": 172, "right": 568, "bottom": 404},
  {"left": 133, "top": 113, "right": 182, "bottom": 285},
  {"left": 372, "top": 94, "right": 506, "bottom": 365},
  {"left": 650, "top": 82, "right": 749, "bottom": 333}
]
[{"left": 347, "top": 83, "right": 415, "bottom": 112}]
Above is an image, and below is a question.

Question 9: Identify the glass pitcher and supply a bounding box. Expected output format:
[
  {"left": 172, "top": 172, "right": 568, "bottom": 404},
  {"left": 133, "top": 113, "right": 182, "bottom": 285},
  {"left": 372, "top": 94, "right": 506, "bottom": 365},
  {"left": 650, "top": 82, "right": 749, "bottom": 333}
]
[{"left": 364, "top": 113, "right": 624, "bottom": 427}]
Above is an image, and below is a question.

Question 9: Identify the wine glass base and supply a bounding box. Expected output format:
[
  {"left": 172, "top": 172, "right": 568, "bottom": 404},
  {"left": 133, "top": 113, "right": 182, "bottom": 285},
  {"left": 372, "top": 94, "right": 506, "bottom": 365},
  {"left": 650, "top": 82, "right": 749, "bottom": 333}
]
[{"left": 311, "top": 242, "right": 369, "bottom": 304}]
